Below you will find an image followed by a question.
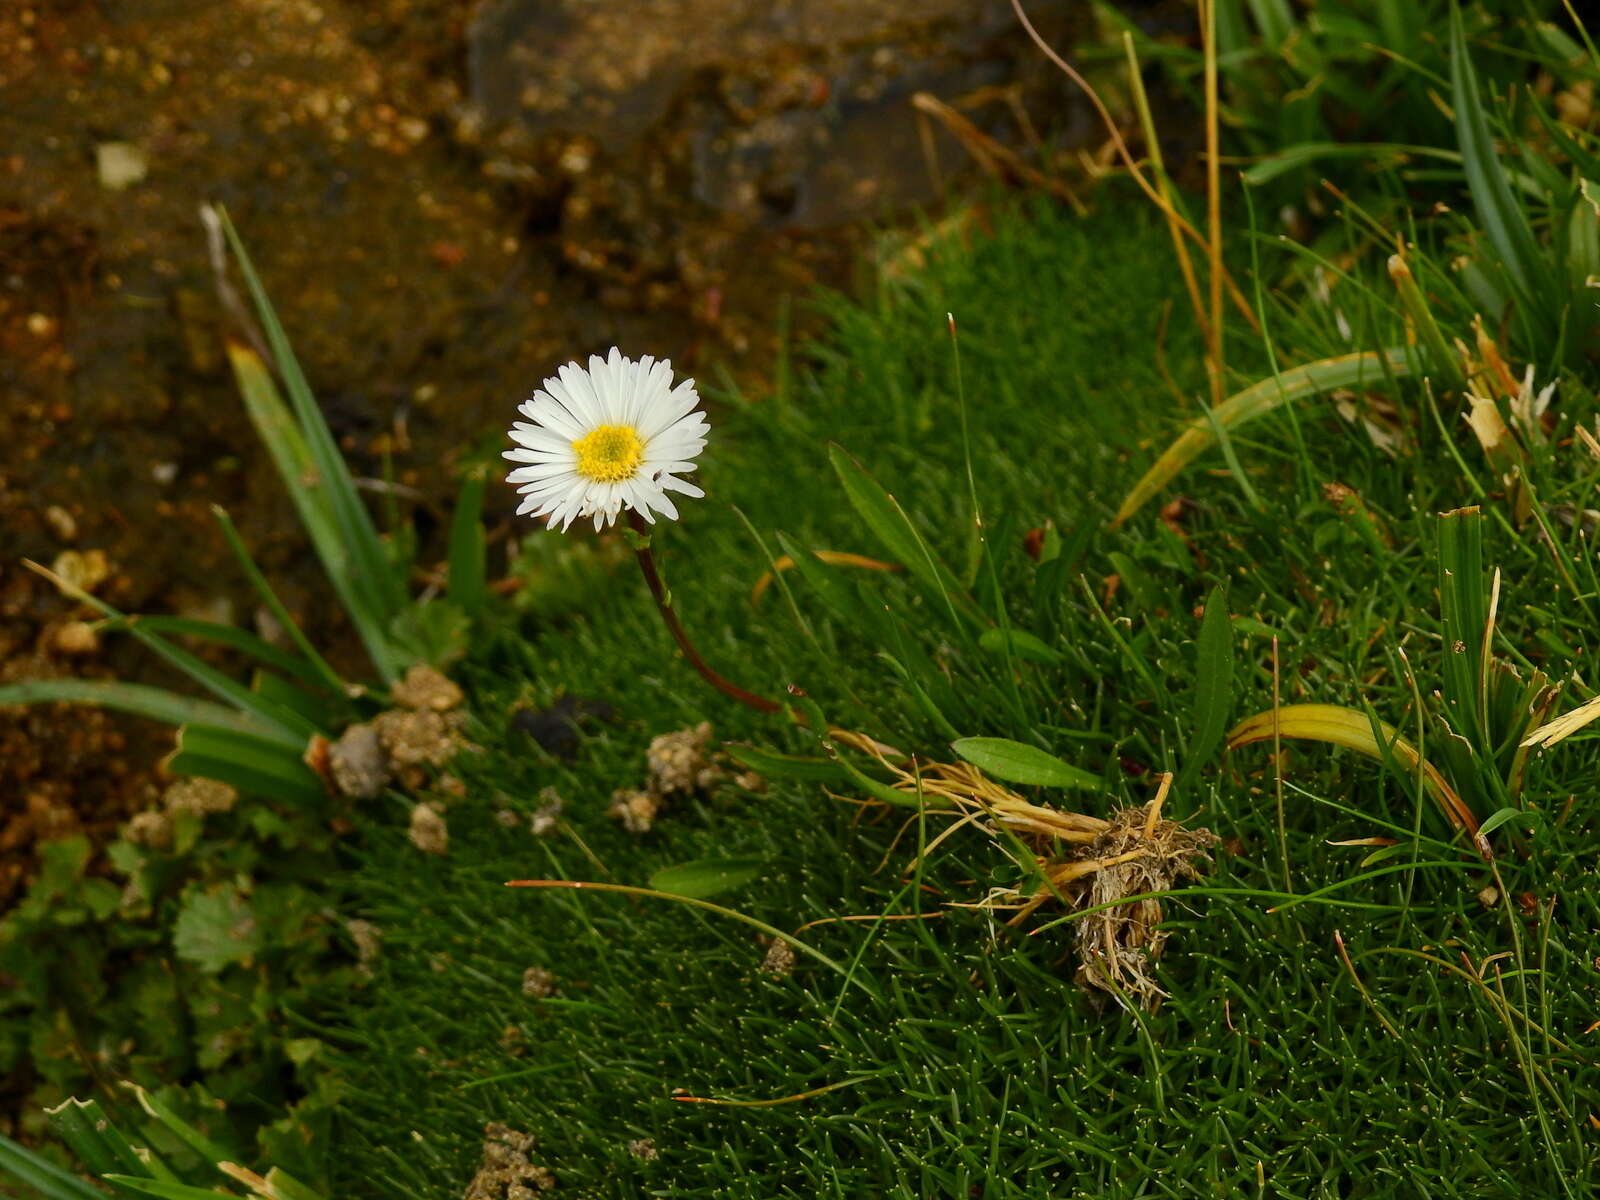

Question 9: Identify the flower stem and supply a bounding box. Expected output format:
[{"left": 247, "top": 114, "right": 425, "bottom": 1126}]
[{"left": 629, "top": 512, "right": 780, "bottom": 714}]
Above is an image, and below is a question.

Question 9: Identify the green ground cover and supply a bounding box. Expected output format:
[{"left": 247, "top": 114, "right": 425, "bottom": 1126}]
[
  {"left": 326, "top": 197, "right": 1597, "bottom": 1197},
  {"left": 5, "top": 3, "right": 1600, "bottom": 1197}
]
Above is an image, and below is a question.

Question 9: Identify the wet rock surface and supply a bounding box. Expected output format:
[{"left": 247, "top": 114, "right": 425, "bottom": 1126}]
[{"left": 0, "top": 0, "right": 1095, "bottom": 841}]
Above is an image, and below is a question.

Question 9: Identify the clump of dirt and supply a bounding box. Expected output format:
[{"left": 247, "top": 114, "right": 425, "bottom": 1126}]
[
  {"left": 462, "top": 1122, "right": 556, "bottom": 1198},
  {"left": 520, "top": 965, "right": 557, "bottom": 998},
  {"left": 322, "top": 663, "right": 469, "bottom": 799},
  {"left": 408, "top": 801, "right": 449, "bottom": 855},
  {"left": 121, "top": 776, "right": 239, "bottom": 851},
  {"left": 606, "top": 721, "right": 763, "bottom": 833}
]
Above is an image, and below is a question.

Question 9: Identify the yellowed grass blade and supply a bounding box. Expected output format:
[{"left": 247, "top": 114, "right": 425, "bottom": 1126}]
[
  {"left": 1112, "top": 348, "right": 1414, "bottom": 527},
  {"left": 1521, "top": 692, "right": 1600, "bottom": 750},
  {"left": 1227, "top": 702, "right": 1483, "bottom": 852}
]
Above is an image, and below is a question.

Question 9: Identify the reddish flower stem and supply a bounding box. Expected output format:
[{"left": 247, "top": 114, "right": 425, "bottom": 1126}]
[{"left": 629, "top": 512, "right": 780, "bottom": 714}]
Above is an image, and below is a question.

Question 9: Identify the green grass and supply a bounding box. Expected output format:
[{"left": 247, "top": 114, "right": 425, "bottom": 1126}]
[{"left": 318, "top": 198, "right": 1600, "bottom": 1198}]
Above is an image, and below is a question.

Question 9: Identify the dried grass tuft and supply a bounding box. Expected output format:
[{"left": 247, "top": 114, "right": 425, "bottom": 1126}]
[{"left": 858, "top": 744, "right": 1217, "bottom": 1009}]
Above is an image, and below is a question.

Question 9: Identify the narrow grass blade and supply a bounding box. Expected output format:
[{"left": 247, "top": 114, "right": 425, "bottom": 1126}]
[
  {"left": 1449, "top": 11, "right": 1550, "bottom": 310},
  {"left": 1177, "top": 584, "right": 1234, "bottom": 793},
  {"left": 951, "top": 736, "right": 1101, "bottom": 789},
  {"left": 750, "top": 544, "right": 900, "bottom": 606},
  {"left": 1242, "top": 142, "right": 1465, "bottom": 187},
  {"left": 216, "top": 209, "right": 406, "bottom": 628},
  {"left": 1436, "top": 507, "right": 1488, "bottom": 742},
  {"left": 1226, "top": 703, "right": 1483, "bottom": 848},
  {"left": 102, "top": 1180, "right": 242, "bottom": 1200},
  {"left": 96, "top": 615, "right": 324, "bottom": 692},
  {"left": 827, "top": 443, "right": 980, "bottom": 627},
  {"left": 1112, "top": 348, "right": 1414, "bottom": 526},
  {"left": 0, "top": 679, "right": 258, "bottom": 736},
  {"left": 724, "top": 743, "right": 849, "bottom": 782},
  {"left": 25, "top": 560, "right": 314, "bottom": 745},
  {"left": 123, "top": 1084, "right": 236, "bottom": 1169},
  {"left": 225, "top": 342, "right": 402, "bottom": 683},
  {"left": 504, "top": 880, "right": 852, "bottom": 982},
  {"left": 45, "top": 1099, "right": 149, "bottom": 1184},
  {"left": 210, "top": 506, "right": 350, "bottom": 697},
  {"left": 978, "top": 627, "right": 1063, "bottom": 665},
  {"left": 446, "top": 467, "right": 488, "bottom": 618},
  {"left": 169, "top": 724, "right": 325, "bottom": 805}
]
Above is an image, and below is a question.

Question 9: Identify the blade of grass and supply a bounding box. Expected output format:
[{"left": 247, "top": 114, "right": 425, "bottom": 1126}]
[
  {"left": 827, "top": 443, "right": 981, "bottom": 628},
  {"left": 224, "top": 342, "right": 402, "bottom": 683},
  {"left": 0, "top": 679, "right": 262, "bottom": 736},
  {"left": 168, "top": 724, "right": 326, "bottom": 805},
  {"left": 24, "top": 561, "right": 314, "bottom": 745},
  {"left": 1112, "top": 347, "right": 1414, "bottom": 526},
  {"left": 214, "top": 208, "right": 407, "bottom": 634},
  {"left": 210, "top": 506, "right": 352, "bottom": 698},
  {"left": 446, "top": 467, "right": 488, "bottom": 618}
]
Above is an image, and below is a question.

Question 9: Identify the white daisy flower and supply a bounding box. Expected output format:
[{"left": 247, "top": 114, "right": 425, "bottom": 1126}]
[{"left": 504, "top": 348, "right": 709, "bottom": 532}]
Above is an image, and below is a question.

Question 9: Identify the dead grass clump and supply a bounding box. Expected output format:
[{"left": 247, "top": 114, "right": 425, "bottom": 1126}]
[{"left": 850, "top": 737, "right": 1217, "bottom": 1009}]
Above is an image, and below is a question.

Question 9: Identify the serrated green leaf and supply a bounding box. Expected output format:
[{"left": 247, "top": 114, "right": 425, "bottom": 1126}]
[{"left": 172, "top": 884, "right": 262, "bottom": 975}]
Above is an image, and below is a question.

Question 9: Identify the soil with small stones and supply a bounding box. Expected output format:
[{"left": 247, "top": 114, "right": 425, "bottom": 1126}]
[{"left": 0, "top": 0, "right": 1195, "bottom": 905}]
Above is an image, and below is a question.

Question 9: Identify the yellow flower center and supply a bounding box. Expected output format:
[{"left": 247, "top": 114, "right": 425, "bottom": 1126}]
[{"left": 571, "top": 423, "right": 644, "bottom": 483}]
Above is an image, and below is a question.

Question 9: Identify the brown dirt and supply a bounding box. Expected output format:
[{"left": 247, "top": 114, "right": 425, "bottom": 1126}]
[{"left": 0, "top": 0, "right": 1103, "bottom": 888}]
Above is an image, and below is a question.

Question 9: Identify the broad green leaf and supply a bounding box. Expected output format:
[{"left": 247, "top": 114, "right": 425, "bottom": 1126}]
[
  {"left": 1113, "top": 348, "right": 1413, "bottom": 526},
  {"left": 951, "top": 737, "right": 1101, "bottom": 790},
  {"left": 978, "top": 627, "right": 1063, "bottom": 665},
  {"left": 648, "top": 857, "right": 767, "bottom": 900},
  {"left": 1177, "top": 585, "right": 1234, "bottom": 792}
]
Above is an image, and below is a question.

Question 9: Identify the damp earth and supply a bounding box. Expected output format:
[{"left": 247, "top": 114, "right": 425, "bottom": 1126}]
[{"left": 0, "top": 0, "right": 1186, "bottom": 882}]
